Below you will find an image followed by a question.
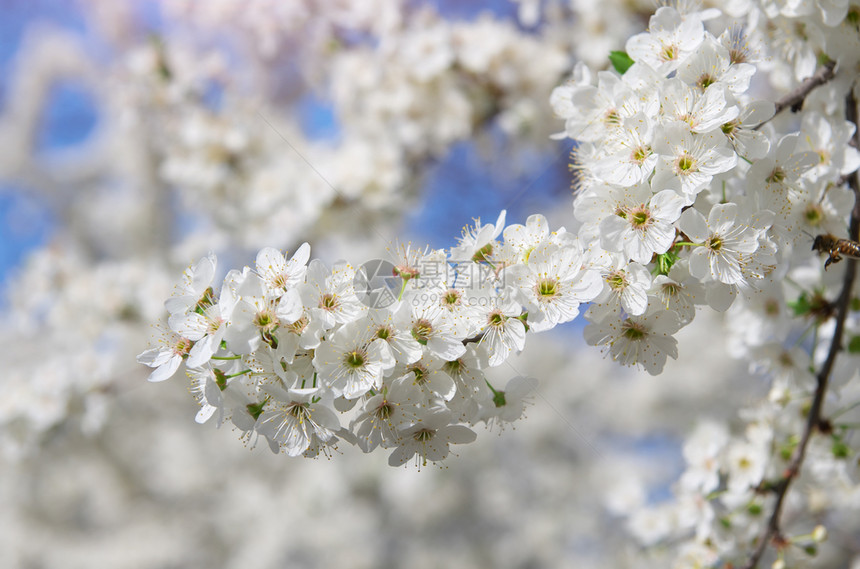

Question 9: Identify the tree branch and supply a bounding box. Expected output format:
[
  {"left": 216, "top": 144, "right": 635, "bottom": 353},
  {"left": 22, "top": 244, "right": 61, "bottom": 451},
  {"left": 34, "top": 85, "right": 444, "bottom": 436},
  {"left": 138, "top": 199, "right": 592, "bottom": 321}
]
[
  {"left": 740, "top": 88, "right": 860, "bottom": 569},
  {"left": 754, "top": 62, "right": 836, "bottom": 130}
]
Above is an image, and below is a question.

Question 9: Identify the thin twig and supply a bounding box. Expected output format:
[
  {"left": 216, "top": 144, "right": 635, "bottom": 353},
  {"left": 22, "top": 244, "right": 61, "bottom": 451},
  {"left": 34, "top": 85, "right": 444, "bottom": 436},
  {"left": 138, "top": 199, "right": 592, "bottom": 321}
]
[
  {"left": 740, "top": 89, "right": 860, "bottom": 569},
  {"left": 754, "top": 62, "right": 836, "bottom": 130}
]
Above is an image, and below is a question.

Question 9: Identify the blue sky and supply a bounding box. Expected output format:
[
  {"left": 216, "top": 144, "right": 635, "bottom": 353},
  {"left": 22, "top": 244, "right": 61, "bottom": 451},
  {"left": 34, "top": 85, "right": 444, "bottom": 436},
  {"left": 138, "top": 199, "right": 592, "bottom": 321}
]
[{"left": 0, "top": 0, "right": 93, "bottom": 284}]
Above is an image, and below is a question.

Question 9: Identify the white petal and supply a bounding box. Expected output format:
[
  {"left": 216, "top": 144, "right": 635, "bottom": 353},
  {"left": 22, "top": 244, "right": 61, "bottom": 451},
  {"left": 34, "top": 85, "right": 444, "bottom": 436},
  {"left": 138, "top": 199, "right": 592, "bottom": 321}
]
[{"left": 147, "top": 354, "right": 182, "bottom": 383}]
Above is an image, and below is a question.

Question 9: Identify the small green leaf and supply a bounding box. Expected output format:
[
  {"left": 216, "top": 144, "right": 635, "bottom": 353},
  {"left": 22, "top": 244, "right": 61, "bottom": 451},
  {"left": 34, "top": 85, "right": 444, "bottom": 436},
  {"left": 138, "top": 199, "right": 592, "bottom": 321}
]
[
  {"left": 788, "top": 293, "right": 812, "bottom": 317},
  {"left": 780, "top": 436, "right": 798, "bottom": 461},
  {"left": 609, "top": 51, "right": 635, "bottom": 74},
  {"left": 246, "top": 399, "right": 268, "bottom": 420},
  {"left": 832, "top": 438, "right": 850, "bottom": 458},
  {"left": 652, "top": 250, "right": 680, "bottom": 276},
  {"left": 493, "top": 391, "right": 507, "bottom": 408},
  {"left": 213, "top": 368, "right": 228, "bottom": 391},
  {"left": 847, "top": 335, "right": 860, "bottom": 354}
]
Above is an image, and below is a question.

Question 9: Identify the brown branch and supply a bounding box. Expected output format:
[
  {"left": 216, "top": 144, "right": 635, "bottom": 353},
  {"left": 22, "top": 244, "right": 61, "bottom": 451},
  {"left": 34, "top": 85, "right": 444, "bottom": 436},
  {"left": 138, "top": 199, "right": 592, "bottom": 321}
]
[
  {"left": 740, "top": 89, "right": 860, "bottom": 569},
  {"left": 463, "top": 332, "right": 485, "bottom": 345},
  {"left": 754, "top": 61, "right": 836, "bottom": 130}
]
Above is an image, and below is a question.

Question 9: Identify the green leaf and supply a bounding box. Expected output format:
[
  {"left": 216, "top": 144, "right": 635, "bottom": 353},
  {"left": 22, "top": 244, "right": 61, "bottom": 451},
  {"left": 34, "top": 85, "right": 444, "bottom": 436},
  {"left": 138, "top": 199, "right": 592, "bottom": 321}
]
[
  {"left": 788, "top": 293, "right": 812, "bottom": 317},
  {"left": 832, "top": 438, "right": 850, "bottom": 458},
  {"left": 609, "top": 51, "right": 634, "bottom": 74},
  {"left": 652, "top": 250, "right": 680, "bottom": 276},
  {"left": 213, "top": 368, "right": 228, "bottom": 391},
  {"left": 847, "top": 335, "right": 860, "bottom": 354},
  {"left": 493, "top": 391, "right": 507, "bottom": 408},
  {"left": 246, "top": 399, "right": 268, "bottom": 420}
]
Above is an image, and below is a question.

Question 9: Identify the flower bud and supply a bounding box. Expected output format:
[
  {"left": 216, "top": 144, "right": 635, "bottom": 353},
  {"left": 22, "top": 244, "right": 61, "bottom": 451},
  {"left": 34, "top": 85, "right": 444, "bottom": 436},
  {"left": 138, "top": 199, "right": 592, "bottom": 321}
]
[{"left": 812, "top": 525, "right": 828, "bottom": 543}]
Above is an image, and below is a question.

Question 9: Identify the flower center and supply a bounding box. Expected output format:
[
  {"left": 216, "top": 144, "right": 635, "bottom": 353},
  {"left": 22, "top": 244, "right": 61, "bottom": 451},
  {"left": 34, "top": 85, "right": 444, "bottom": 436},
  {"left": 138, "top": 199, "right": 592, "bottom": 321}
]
[
  {"left": 375, "top": 401, "right": 392, "bottom": 420},
  {"left": 288, "top": 402, "right": 309, "bottom": 419},
  {"left": 628, "top": 206, "right": 651, "bottom": 229},
  {"left": 175, "top": 337, "right": 193, "bottom": 356},
  {"left": 412, "top": 319, "right": 433, "bottom": 345},
  {"left": 320, "top": 293, "right": 339, "bottom": 311},
  {"left": 603, "top": 108, "right": 621, "bottom": 127},
  {"left": 413, "top": 429, "right": 434, "bottom": 442},
  {"left": 536, "top": 278, "right": 559, "bottom": 298},
  {"left": 272, "top": 273, "right": 290, "bottom": 289},
  {"left": 443, "top": 289, "right": 461, "bottom": 307},
  {"left": 409, "top": 363, "right": 427, "bottom": 384},
  {"left": 287, "top": 315, "right": 308, "bottom": 335},
  {"left": 631, "top": 145, "right": 651, "bottom": 164},
  {"left": 697, "top": 74, "right": 716, "bottom": 90},
  {"left": 766, "top": 167, "right": 786, "bottom": 184},
  {"left": 661, "top": 282, "right": 679, "bottom": 297},
  {"left": 523, "top": 247, "right": 535, "bottom": 263},
  {"left": 660, "top": 43, "right": 677, "bottom": 62},
  {"left": 375, "top": 325, "right": 392, "bottom": 340},
  {"left": 726, "top": 25, "right": 751, "bottom": 64},
  {"left": 488, "top": 310, "right": 505, "bottom": 326},
  {"left": 622, "top": 320, "right": 646, "bottom": 340},
  {"left": 344, "top": 349, "right": 366, "bottom": 369},
  {"left": 606, "top": 270, "right": 628, "bottom": 291},
  {"left": 196, "top": 287, "right": 216, "bottom": 311},
  {"left": 676, "top": 152, "right": 696, "bottom": 173},
  {"left": 254, "top": 308, "right": 279, "bottom": 334},
  {"left": 707, "top": 235, "right": 723, "bottom": 251},
  {"left": 764, "top": 299, "right": 780, "bottom": 317},
  {"left": 804, "top": 204, "right": 823, "bottom": 226}
]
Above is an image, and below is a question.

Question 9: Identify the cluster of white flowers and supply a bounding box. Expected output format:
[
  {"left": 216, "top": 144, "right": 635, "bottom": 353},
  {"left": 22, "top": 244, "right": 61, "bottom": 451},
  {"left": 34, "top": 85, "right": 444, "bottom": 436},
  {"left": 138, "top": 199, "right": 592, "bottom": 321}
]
[
  {"left": 139, "top": 211, "right": 610, "bottom": 465},
  {"left": 126, "top": 2, "right": 571, "bottom": 249},
  {"left": 548, "top": 2, "right": 860, "bottom": 379},
  {"left": 329, "top": 10, "right": 569, "bottom": 155}
]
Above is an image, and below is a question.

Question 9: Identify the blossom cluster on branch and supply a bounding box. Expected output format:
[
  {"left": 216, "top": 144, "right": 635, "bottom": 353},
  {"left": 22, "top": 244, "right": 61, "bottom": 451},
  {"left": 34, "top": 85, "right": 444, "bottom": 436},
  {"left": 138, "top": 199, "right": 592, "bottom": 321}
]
[
  {"left": 139, "top": 212, "right": 605, "bottom": 465},
  {"left": 548, "top": 2, "right": 860, "bottom": 568}
]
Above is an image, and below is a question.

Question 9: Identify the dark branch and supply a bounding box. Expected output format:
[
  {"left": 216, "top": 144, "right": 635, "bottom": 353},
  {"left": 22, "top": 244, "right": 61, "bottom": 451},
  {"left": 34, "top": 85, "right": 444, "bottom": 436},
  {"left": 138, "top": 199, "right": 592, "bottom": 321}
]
[{"left": 754, "top": 61, "right": 836, "bottom": 130}]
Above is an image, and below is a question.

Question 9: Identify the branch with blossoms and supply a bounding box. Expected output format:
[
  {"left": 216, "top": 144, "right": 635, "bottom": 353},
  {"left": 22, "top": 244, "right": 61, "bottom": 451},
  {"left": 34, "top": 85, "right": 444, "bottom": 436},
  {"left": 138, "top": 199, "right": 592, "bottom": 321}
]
[
  {"left": 138, "top": 213, "right": 605, "bottom": 466},
  {"left": 740, "top": 90, "right": 860, "bottom": 569},
  {"left": 557, "top": 3, "right": 860, "bottom": 567}
]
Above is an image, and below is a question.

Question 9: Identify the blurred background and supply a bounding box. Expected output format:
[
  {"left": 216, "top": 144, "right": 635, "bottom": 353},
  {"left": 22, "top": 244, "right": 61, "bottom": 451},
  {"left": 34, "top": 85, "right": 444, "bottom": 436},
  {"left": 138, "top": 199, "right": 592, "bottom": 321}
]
[{"left": 0, "top": 1, "right": 754, "bottom": 567}]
